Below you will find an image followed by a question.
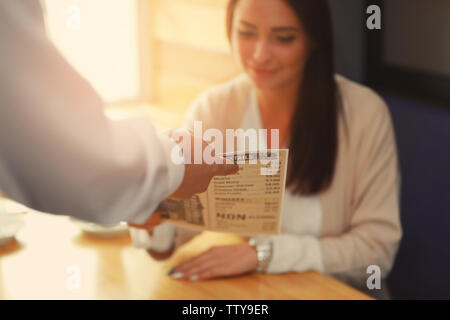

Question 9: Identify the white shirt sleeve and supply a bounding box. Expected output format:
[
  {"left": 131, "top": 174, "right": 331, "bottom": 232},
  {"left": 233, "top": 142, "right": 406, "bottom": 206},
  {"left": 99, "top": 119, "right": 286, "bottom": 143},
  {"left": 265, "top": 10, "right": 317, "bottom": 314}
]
[
  {"left": 265, "top": 234, "right": 324, "bottom": 274},
  {"left": 0, "top": 1, "right": 184, "bottom": 225}
]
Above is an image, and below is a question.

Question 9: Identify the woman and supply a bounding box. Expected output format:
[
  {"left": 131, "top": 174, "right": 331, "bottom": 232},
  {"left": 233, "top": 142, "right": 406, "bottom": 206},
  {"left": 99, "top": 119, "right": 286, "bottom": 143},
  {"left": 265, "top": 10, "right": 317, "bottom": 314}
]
[{"left": 131, "top": 0, "right": 401, "bottom": 296}]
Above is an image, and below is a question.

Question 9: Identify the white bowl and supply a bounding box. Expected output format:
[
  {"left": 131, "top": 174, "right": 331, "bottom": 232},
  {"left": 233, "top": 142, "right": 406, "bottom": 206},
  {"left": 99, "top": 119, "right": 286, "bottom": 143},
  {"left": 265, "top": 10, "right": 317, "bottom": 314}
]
[
  {"left": 0, "top": 199, "right": 27, "bottom": 245},
  {"left": 69, "top": 218, "right": 129, "bottom": 237}
]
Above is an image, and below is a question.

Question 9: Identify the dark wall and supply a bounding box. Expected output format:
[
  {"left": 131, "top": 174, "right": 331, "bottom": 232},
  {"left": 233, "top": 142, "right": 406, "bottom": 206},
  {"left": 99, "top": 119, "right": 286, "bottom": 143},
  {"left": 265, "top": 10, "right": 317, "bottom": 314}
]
[
  {"left": 328, "top": 0, "right": 366, "bottom": 83},
  {"left": 328, "top": 1, "right": 450, "bottom": 299}
]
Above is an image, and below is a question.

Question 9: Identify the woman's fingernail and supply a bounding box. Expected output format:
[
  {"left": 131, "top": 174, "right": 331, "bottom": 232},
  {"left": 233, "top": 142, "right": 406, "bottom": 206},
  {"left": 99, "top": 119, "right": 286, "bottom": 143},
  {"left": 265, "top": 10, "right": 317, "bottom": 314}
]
[
  {"left": 167, "top": 267, "right": 175, "bottom": 275},
  {"left": 171, "top": 272, "right": 184, "bottom": 279},
  {"left": 189, "top": 275, "right": 199, "bottom": 281}
]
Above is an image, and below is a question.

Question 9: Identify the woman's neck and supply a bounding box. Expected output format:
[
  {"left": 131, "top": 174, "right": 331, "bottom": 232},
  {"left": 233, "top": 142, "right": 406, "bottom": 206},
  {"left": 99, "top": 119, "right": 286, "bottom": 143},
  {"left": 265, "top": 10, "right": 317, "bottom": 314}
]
[
  {"left": 257, "top": 80, "right": 299, "bottom": 118},
  {"left": 256, "top": 80, "right": 300, "bottom": 148}
]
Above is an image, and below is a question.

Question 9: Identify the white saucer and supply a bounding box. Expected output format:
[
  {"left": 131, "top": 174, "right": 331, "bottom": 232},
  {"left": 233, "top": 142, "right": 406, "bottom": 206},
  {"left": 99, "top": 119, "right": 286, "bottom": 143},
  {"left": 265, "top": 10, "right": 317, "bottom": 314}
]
[
  {"left": 70, "top": 218, "right": 129, "bottom": 237},
  {"left": 0, "top": 199, "right": 27, "bottom": 246}
]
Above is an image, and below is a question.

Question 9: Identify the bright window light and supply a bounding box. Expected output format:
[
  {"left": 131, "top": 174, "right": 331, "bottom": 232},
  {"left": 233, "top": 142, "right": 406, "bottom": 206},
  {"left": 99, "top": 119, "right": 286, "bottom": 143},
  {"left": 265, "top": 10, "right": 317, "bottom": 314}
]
[{"left": 43, "top": 0, "right": 141, "bottom": 103}]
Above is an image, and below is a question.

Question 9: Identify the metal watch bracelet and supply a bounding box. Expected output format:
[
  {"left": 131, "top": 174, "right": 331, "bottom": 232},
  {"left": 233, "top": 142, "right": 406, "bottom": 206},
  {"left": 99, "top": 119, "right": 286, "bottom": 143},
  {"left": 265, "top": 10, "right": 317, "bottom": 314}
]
[{"left": 249, "top": 237, "right": 273, "bottom": 273}]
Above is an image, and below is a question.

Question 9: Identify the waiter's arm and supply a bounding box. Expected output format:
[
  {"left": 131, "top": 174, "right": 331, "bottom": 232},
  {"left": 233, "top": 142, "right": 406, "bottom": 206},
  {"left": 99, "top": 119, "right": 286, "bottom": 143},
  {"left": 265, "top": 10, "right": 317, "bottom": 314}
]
[{"left": 0, "top": 1, "right": 236, "bottom": 225}]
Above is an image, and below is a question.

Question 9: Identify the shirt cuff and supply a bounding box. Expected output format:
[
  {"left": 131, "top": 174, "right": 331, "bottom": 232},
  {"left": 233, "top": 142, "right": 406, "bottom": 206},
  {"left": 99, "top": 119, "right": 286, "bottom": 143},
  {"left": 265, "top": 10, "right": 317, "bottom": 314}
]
[
  {"left": 266, "top": 234, "right": 324, "bottom": 274},
  {"left": 129, "top": 223, "right": 176, "bottom": 252},
  {"left": 157, "top": 132, "right": 185, "bottom": 197}
]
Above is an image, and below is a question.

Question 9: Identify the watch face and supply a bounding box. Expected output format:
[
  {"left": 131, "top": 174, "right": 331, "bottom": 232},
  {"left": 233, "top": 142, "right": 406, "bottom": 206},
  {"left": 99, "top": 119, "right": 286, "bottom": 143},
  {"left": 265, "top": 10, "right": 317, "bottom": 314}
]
[
  {"left": 257, "top": 243, "right": 272, "bottom": 255},
  {"left": 251, "top": 235, "right": 271, "bottom": 246},
  {"left": 254, "top": 240, "right": 273, "bottom": 273},
  {"left": 256, "top": 241, "right": 273, "bottom": 258}
]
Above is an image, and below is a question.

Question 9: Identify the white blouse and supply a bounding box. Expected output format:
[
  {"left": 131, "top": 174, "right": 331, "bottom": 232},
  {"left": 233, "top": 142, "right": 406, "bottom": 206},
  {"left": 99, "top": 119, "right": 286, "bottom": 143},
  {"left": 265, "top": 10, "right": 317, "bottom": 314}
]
[{"left": 131, "top": 76, "right": 325, "bottom": 274}]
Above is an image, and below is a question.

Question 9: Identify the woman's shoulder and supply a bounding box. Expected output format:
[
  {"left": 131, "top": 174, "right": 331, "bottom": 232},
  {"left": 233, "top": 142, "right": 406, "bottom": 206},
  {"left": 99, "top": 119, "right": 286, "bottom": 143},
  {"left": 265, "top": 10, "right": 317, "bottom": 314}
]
[
  {"left": 335, "top": 74, "right": 393, "bottom": 135},
  {"left": 202, "top": 73, "right": 253, "bottom": 100},
  {"left": 183, "top": 74, "right": 253, "bottom": 129},
  {"left": 335, "top": 74, "right": 389, "bottom": 116}
]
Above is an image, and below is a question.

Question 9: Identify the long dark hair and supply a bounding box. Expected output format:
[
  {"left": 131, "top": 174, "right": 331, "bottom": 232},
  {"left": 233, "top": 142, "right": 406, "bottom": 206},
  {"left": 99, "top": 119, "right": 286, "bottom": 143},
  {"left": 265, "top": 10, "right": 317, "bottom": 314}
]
[{"left": 227, "top": 0, "right": 340, "bottom": 195}]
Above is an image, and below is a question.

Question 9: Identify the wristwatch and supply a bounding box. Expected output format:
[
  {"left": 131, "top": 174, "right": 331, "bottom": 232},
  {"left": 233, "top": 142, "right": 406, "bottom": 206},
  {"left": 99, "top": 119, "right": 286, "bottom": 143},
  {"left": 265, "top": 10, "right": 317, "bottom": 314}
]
[{"left": 249, "top": 236, "right": 273, "bottom": 273}]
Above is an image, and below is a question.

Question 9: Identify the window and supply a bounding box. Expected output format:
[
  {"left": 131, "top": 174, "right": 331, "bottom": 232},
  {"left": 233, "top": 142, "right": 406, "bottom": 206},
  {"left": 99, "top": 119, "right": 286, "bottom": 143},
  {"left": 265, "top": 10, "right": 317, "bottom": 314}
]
[
  {"left": 367, "top": 0, "right": 450, "bottom": 106},
  {"left": 43, "top": 0, "right": 144, "bottom": 104}
]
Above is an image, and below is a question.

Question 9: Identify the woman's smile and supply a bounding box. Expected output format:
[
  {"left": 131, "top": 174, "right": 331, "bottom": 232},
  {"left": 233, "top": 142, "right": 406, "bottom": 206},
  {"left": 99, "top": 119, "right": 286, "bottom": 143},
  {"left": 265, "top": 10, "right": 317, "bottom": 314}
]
[{"left": 250, "top": 66, "right": 278, "bottom": 77}]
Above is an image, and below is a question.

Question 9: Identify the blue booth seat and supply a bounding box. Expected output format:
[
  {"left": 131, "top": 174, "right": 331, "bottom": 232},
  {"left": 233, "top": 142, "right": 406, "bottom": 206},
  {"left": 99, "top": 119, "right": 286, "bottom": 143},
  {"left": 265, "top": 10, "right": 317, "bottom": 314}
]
[{"left": 384, "top": 95, "right": 450, "bottom": 299}]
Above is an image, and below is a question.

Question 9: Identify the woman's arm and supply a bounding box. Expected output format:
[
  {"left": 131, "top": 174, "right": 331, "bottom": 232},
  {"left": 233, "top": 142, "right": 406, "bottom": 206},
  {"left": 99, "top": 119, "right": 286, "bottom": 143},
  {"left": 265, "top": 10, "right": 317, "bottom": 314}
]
[
  {"left": 319, "top": 94, "right": 402, "bottom": 284},
  {"left": 261, "top": 234, "right": 324, "bottom": 274}
]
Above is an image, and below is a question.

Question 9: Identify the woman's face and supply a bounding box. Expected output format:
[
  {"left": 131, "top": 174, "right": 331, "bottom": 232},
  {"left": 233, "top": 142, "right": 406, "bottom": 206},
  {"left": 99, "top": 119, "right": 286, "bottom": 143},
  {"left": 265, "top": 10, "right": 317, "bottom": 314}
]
[{"left": 231, "top": 0, "right": 310, "bottom": 90}]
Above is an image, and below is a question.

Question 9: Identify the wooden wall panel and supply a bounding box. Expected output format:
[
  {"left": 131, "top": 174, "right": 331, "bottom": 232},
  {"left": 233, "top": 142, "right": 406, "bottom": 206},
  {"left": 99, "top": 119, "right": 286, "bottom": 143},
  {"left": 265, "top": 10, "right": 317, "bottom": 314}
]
[{"left": 149, "top": 0, "right": 241, "bottom": 114}]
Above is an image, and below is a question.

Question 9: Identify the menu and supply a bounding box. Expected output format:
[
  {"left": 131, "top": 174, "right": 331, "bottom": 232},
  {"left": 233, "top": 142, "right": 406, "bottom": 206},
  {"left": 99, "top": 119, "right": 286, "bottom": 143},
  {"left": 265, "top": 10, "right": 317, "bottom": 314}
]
[{"left": 160, "top": 149, "right": 288, "bottom": 235}]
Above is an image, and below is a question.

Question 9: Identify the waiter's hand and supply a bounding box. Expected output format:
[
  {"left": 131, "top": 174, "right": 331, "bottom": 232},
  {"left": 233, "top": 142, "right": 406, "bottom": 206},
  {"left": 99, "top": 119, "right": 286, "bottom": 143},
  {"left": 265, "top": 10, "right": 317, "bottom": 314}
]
[{"left": 169, "top": 129, "right": 239, "bottom": 200}]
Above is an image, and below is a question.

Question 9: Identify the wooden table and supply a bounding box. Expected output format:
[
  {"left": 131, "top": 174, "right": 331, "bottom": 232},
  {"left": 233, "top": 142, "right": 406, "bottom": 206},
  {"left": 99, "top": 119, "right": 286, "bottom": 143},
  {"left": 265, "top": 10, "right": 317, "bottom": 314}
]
[{"left": 0, "top": 211, "right": 371, "bottom": 300}]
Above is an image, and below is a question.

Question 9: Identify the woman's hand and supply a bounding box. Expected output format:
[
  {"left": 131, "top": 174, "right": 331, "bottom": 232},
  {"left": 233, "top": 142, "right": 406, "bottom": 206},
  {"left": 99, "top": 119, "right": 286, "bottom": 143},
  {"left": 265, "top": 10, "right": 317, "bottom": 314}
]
[{"left": 168, "top": 243, "right": 259, "bottom": 281}]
